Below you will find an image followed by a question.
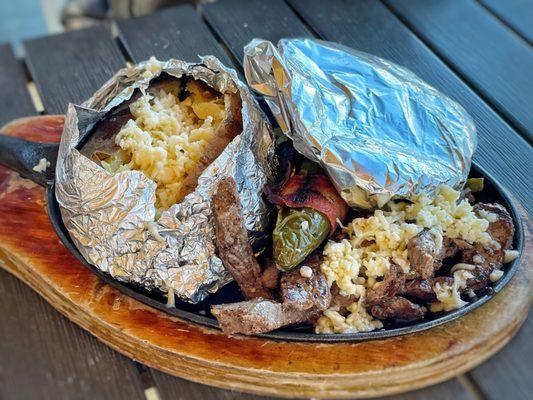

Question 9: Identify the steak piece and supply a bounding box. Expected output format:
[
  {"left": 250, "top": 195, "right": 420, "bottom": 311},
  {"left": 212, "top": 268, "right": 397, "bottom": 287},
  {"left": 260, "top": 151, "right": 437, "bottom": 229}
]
[
  {"left": 212, "top": 178, "right": 273, "bottom": 299},
  {"left": 461, "top": 203, "right": 515, "bottom": 291},
  {"left": 366, "top": 264, "right": 405, "bottom": 306},
  {"left": 402, "top": 278, "right": 437, "bottom": 301},
  {"left": 371, "top": 296, "right": 426, "bottom": 321},
  {"left": 407, "top": 229, "right": 442, "bottom": 279},
  {"left": 474, "top": 203, "right": 514, "bottom": 249},
  {"left": 329, "top": 284, "right": 356, "bottom": 315},
  {"left": 280, "top": 258, "right": 331, "bottom": 312},
  {"left": 408, "top": 231, "right": 472, "bottom": 280},
  {"left": 211, "top": 298, "right": 320, "bottom": 335},
  {"left": 261, "top": 260, "right": 280, "bottom": 290}
]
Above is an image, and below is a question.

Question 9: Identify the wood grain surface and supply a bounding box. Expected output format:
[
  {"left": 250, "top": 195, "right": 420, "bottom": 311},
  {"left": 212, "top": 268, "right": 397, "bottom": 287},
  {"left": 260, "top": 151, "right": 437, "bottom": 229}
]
[
  {"left": 201, "top": 0, "right": 312, "bottom": 64},
  {"left": 479, "top": 0, "right": 533, "bottom": 44},
  {"left": 385, "top": 0, "right": 533, "bottom": 142},
  {"left": 287, "top": 0, "right": 533, "bottom": 215},
  {"left": 23, "top": 25, "right": 126, "bottom": 114},
  {"left": 0, "top": 44, "right": 36, "bottom": 126},
  {"left": 117, "top": 5, "right": 232, "bottom": 65}
]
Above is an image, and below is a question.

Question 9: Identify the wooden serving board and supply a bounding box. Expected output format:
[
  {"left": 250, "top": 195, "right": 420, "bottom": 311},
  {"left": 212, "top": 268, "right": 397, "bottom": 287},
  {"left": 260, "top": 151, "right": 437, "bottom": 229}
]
[{"left": 0, "top": 117, "right": 531, "bottom": 399}]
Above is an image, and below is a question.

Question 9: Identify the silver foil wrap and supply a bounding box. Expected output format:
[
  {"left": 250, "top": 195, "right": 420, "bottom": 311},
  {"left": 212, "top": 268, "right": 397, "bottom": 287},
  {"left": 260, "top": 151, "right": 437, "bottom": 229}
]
[
  {"left": 244, "top": 38, "right": 477, "bottom": 209},
  {"left": 55, "top": 57, "right": 275, "bottom": 303}
]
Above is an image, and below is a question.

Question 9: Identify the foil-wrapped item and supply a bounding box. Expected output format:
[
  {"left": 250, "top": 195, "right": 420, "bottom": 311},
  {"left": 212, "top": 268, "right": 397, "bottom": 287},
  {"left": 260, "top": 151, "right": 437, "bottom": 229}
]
[
  {"left": 55, "top": 57, "right": 275, "bottom": 303},
  {"left": 244, "top": 38, "right": 477, "bottom": 209}
]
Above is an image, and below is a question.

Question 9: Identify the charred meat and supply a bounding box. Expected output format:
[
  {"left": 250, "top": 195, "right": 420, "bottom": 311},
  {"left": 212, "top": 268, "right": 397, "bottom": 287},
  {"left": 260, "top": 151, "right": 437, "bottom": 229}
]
[
  {"left": 371, "top": 296, "right": 427, "bottom": 321},
  {"left": 212, "top": 177, "right": 274, "bottom": 300},
  {"left": 211, "top": 298, "right": 321, "bottom": 335}
]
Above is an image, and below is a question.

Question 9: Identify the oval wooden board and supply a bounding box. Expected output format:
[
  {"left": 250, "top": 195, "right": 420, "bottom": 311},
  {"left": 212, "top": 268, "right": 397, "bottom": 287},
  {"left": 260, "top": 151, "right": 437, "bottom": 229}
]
[{"left": 0, "top": 116, "right": 531, "bottom": 399}]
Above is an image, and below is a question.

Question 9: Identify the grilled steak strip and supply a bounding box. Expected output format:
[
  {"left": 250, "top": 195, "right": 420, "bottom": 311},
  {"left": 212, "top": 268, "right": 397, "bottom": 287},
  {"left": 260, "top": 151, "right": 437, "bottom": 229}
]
[
  {"left": 212, "top": 177, "right": 273, "bottom": 299},
  {"left": 211, "top": 298, "right": 321, "bottom": 335}
]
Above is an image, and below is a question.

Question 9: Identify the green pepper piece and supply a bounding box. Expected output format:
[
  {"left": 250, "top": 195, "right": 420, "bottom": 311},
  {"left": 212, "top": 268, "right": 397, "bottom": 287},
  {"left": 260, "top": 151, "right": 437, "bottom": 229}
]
[
  {"left": 466, "top": 178, "right": 484, "bottom": 193},
  {"left": 273, "top": 207, "right": 330, "bottom": 271}
]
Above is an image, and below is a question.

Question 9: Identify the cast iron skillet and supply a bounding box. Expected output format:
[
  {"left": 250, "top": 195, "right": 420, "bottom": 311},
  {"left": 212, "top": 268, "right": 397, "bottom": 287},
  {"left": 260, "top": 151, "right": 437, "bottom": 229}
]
[{"left": 0, "top": 129, "right": 524, "bottom": 342}]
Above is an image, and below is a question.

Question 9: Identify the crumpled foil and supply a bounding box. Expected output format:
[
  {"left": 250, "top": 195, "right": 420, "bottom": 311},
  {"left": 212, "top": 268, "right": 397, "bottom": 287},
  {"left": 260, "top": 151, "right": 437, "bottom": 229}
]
[
  {"left": 55, "top": 57, "right": 275, "bottom": 303},
  {"left": 244, "top": 38, "right": 477, "bottom": 209}
]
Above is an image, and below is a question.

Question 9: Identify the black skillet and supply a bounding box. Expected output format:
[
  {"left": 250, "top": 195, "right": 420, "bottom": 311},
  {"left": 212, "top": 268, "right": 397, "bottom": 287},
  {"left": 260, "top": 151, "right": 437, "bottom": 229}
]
[{"left": 0, "top": 107, "right": 524, "bottom": 343}]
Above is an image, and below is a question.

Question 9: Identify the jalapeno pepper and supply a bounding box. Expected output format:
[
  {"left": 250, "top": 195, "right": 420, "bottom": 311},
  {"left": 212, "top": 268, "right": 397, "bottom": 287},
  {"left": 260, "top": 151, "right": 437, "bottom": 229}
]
[{"left": 273, "top": 207, "right": 330, "bottom": 270}]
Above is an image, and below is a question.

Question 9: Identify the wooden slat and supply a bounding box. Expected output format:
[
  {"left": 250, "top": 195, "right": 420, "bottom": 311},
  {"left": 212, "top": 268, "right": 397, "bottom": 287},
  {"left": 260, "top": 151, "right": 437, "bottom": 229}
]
[
  {"left": 0, "top": 269, "right": 145, "bottom": 400},
  {"left": 287, "top": 0, "right": 533, "bottom": 216},
  {"left": 23, "top": 25, "right": 126, "bottom": 114},
  {"left": 469, "top": 312, "right": 533, "bottom": 400},
  {"left": 385, "top": 0, "right": 533, "bottom": 142},
  {"left": 201, "top": 0, "right": 312, "bottom": 65},
  {"left": 151, "top": 368, "right": 475, "bottom": 400},
  {"left": 151, "top": 373, "right": 276, "bottom": 400},
  {"left": 117, "top": 4, "right": 232, "bottom": 64},
  {"left": 480, "top": 0, "right": 533, "bottom": 44},
  {"left": 0, "top": 44, "right": 36, "bottom": 126}
]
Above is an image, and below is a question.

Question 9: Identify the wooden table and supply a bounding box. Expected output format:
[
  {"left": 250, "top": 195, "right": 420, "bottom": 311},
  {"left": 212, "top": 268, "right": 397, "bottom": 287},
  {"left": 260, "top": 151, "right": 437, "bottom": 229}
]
[{"left": 0, "top": 1, "right": 531, "bottom": 399}]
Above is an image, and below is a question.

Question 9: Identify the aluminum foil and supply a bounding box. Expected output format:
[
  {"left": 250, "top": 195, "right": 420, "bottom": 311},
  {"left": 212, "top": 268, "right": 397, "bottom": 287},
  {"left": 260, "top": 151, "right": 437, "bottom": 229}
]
[
  {"left": 244, "top": 38, "right": 477, "bottom": 209},
  {"left": 55, "top": 57, "right": 275, "bottom": 303}
]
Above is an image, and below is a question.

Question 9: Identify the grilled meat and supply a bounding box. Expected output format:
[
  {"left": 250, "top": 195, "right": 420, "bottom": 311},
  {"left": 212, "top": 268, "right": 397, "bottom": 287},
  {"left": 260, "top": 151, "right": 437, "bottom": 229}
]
[
  {"left": 461, "top": 203, "right": 515, "bottom": 291},
  {"left": 280, "top": 258, "right": 331, "bottom": 312},
  {"left": 211, "top": 298, "right": 321, "bottom": 335},
  {"left": 474, "top": 203, "right": 514, "bottom": 249},
  {"left": 329, "top": 284, "right": 356, "bottom": 315},
  {"left": 366, "top": 264, "right": 405, "bottom": 306},
  {"left": 402, "top": 278, "right": 437, "bottom": 301},
  {"left": 212, "top": 177, "right": 274, "bottom": 300},
  {"left": 261, "top": 260, "right": 280, "bottom": 290},
  {"left": 407, "top": 229, "right": 442, "bottom": 279},
  {"left": 371, "top": 296, "right": 427, "bottom": 321}
]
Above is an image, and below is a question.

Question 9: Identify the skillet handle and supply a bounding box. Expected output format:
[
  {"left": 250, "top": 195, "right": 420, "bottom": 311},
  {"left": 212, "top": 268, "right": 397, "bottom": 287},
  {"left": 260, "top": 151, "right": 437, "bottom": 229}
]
[{"left": 0, "top": 134, "right": 59, "bottom": 187}]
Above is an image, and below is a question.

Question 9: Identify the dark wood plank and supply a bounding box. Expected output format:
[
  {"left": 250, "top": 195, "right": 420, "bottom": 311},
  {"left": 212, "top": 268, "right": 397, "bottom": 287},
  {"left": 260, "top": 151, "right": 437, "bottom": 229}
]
[
  {"left": 23, "top": 25, "right": 126, "bottom": 114},
  {"left": 117, "top": 4, "right": 232, "bottom": 64},
  {"left": 385, "top": 0, "right": 533, "bottom": 141},
  {"left": 151, "top": 369, "right": 476, "bottom": 400},
  {"left": 0, "top": 44, "right": 36, "bottom": 126},
  {"left": 151, "top": 373, "right": 277, "bottom": 400},
  {"left": 469, "top": 311, "right": 533, "bottom": 400},
  {"left": 288, "top": 0, "right": 533, "bottom": 215},
  {"left": 0, "top": 269, "right": 145, "bottom": 400},
  {"left": 480, "top": 0, "right": 533, "bottom": 43},
  {"left": 201, "top": 0, "right": 312, "bottom": 65}
]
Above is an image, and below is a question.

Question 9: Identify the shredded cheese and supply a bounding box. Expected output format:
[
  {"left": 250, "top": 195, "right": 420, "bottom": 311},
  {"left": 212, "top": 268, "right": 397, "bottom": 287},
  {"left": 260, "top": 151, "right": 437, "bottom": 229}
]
[
  {"left": 102, "top": 80, "right": 226, "bottom": 211},
  {"left": 299, "top": 265, "right": 313, "bottom": 278},
  {"left": 318, "top": 185, "right": 497, "bottom": 333},
  {"left": 32, "top": 158, "right": 50, "bottom": 173},
  {"left": 430, "top": 269, "right": 473, "bottom": 312},
  {"left": 504, "top": 250, "right": 519, "bottom": 263}
]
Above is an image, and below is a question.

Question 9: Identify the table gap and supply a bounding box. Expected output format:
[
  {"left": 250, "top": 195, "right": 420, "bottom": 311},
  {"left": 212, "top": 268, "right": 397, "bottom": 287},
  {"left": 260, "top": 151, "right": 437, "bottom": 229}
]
[
  {"left": 195, "top": 4, "right": 244, "bottom": 71},
  {"left": 477, "top": 0, "right": 533, "bottom": 44}
]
